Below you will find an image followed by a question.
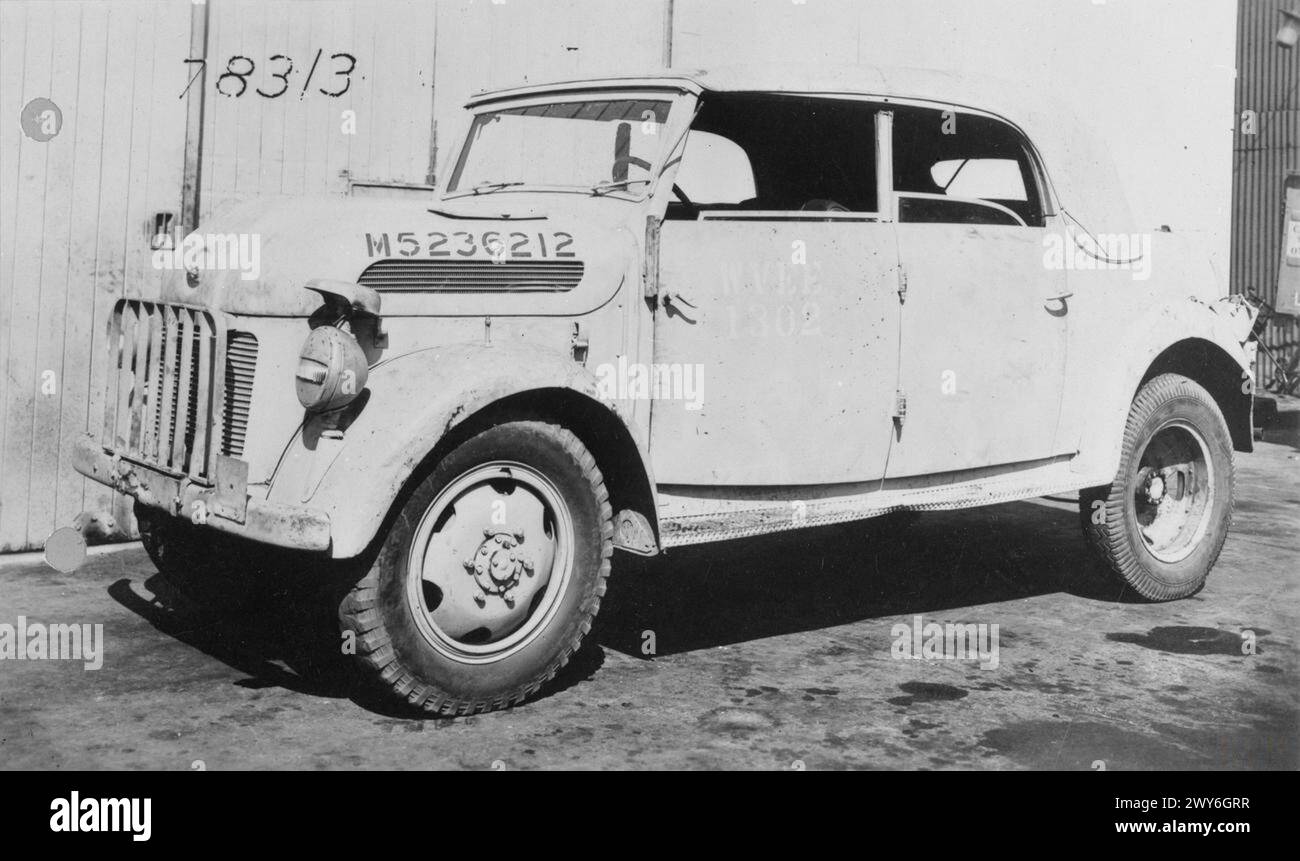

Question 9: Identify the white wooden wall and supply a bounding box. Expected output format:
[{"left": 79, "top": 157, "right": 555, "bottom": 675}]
[
  {"left": 0, "top": 0, "right": 188, "bottom": 552},
  {"left": 199, "top": 0, "right": 438, "bottom": 220}
]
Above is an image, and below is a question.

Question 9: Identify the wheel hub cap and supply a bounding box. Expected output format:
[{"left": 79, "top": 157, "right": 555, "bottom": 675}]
[
  {"left": 405, "top": 461, "right": 573, "bottom": 664},
  {"left": 464, "top": 529, "right": 535, "bottom": 607},
  {"left": 1132, "top": 421, "right": 1214, "bottom": 564}
]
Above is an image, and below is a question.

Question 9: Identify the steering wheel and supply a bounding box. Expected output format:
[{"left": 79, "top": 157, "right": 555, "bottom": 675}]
[{"left": 801, "top": 199, "right": 850, "bottom": 213}]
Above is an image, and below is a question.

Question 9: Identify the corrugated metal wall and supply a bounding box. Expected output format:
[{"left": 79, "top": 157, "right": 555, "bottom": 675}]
[
  {"left": 1234, "top": 0, "right": 1300, "bottom": 391},
  {"left": 0, "top": 0, "right": 189, "bottom": 552}
]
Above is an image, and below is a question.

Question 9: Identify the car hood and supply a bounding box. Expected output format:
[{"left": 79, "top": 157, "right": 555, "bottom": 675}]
[{"left": 161, "top": 194, "right": 640, "bottom": 317}]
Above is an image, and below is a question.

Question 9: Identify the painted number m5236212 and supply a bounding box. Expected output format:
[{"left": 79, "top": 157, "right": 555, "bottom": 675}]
[{"left": 364, "top": 232, "right": 575, "bottom": 259}]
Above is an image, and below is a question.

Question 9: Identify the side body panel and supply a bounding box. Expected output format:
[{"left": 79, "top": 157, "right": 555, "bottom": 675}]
[
  {"left": 1060, "top": 258, "right": 1256, "bottom": 481},
  {"left": 650, "top": 220, "right": 901, "bottom": 485},
  {"left": 886, "top": 220, "right": 1070, "bottom": 478}
]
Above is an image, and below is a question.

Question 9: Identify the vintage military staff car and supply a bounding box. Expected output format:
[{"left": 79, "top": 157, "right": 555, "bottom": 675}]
[{"left": 75, "top": 66, "right": 1258, "bottom": 714}]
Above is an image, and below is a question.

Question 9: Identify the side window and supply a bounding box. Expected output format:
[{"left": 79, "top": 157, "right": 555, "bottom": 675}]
[
  {"left": 672, "top": 131, "right": 756, "bottom": 207},
  {"left": 667, "top": 94, "right": 879, "bottom": 220},
  {"left": 893, "top": 107, "right": 1046, "bottom": 227},
  {"left": 931, "top": 158, "right": 1026, "bottom": 201}
]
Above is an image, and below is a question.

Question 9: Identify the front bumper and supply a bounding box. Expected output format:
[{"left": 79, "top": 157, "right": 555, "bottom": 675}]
[{"left": 73, "top": 434, "right": 331, "bottom": 552}]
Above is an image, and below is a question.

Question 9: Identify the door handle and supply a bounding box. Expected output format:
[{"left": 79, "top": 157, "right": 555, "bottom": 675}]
[{"left": 1043, "top": 292, "right": 1073, "bottom": 316}]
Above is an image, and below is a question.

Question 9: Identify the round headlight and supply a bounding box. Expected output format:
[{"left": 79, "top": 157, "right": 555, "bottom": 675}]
[{"left": 295, "top": 325, "right": 369, "bottom": 412}]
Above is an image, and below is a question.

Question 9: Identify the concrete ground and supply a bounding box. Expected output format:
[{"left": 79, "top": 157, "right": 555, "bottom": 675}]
[{"left": 2, "top": 436, "right": 1297, "bottom": 770}]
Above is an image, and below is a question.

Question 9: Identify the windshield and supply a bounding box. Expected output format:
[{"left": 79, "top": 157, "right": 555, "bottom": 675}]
[{"left": 447, "top": 98, "right": 675, "bottom": 196}]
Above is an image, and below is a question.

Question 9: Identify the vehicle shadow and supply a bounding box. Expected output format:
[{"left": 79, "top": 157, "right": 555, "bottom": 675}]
[
  {"left": 595, "top": 499, "right": 1130, "bottom": 659},
  {"left": 105, "top": 497, "right": 1120, "bottom": 713},
  {"left": 106, "top": 570, "right": 358, "bottom": 700},
  {"left": 106, "top": 563, "right": 606, "bottom": 718}
]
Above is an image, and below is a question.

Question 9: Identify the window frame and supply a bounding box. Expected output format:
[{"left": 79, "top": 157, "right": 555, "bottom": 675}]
[
  {"left": 885, "top": 101, "right": 1055, "bottom": 228},
  {"left": 665, "top": 92, "right": 1056, "bottom": 226},
  {"left": 441, "top": 89, "right": 694, "bottom": 203},
  {"left": 670, "top": 93, "right": 893, "bottom": 221}
]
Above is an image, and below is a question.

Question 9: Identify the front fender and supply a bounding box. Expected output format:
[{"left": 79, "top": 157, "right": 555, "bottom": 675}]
[
  {"left": 1067, "top": 295, "right": 1257, "bottom": 479},
  {"left": 267, "top": 341, "right": 652, "bottom": 558}
]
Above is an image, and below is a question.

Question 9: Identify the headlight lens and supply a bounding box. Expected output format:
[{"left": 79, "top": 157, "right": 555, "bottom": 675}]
[{"left": 295, "top": 324, "right": 369, "bottom": 412}]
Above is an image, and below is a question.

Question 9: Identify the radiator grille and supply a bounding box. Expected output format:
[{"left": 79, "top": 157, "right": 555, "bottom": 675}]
[
  {"left": 222, "top": 330, "right": 258, "bottom": 458},
  {"left": 101, "top": 301, "right": 255, "bottom": 481},
  {"left": 357, "top": 259, "right": 585, "bottom": 293}
]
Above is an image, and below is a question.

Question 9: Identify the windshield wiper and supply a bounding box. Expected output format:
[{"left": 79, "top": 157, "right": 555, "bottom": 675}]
[
  {"left": 589, "top": 178, "right": 652, "bottom": 196},
  {"left": 469, "top": 181, "right": 525, "bottom": 195}
]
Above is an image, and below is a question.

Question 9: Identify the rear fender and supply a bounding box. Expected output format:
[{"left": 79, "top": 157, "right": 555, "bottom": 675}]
[{"left": 1068, "top": 296, "right": 1257, "bottom": 480}]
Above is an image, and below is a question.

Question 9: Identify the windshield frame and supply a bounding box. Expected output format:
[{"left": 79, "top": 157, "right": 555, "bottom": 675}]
[{"left": 441, "top": 88, "right": 697, "bottom": 203}]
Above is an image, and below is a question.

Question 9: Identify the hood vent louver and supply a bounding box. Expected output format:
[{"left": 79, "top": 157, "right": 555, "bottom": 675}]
[{"left": 357, "top": 259, "right": 584, "bottom": 293}]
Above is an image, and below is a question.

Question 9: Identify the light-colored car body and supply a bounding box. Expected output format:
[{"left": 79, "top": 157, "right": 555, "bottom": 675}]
[{"left": 74, "top": 64, "right": 1258, "bottom": 561}]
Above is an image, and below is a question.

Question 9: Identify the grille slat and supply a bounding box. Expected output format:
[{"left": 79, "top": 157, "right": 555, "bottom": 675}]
[
  {"left": 102, "top": 301, "right": 257, "bottom": 482},
  {"left": 171, "top": 311, "right": 197, "bottom": 472},
  {"left": 222, "top": 330, "right": 258, "bottom": 460},
  {"left": 357, "top": 259, "right": 585, "bottom": 293},
  {"left": 155, "top": 307, "right": 179, "bottom": 466}
]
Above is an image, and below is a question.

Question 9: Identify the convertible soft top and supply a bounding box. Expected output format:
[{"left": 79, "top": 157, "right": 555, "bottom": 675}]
[{"left": 467, "top": 63, "right": 1136, "bottom": 236}]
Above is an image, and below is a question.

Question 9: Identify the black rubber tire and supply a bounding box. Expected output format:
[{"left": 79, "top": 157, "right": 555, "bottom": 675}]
[
  {"left": 1079, "top": 373, "right": 1235, "bottom": 601},
  {"left": 339, "top": 421, "right": 613, "bottom": 715},
  {"left": 135, "top": 502, "right": 259, "bottom": 611}
]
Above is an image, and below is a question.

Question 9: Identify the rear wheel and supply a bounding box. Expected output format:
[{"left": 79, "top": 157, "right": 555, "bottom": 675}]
[
  {"left": 1079, "top": 373, "right": 1235, "bottom": 601},
  {"left": 339, "top": 421, "right": 612, "bottom": 715}
]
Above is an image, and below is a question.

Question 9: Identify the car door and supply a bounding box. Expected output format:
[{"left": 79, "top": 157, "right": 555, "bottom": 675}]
[
  {"left": 883, "top": 105, "right": 1071, "bottom": 479},
  {"left": 648, "top": 95, "right": 901, "bottom": 486}
]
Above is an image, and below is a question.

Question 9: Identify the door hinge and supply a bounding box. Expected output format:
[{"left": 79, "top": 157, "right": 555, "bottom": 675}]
[
  {"left": 643, "top": 215, "right": 661, "bottom": 301},
  {"left": 896, "top": 264, "right": 908, "bottom": 304},
  {"left": 893, "top": 387, "right": 907, "bottom": 427},
  {"left": 570, "top": 322, "right": 589, "bottom": 364}
]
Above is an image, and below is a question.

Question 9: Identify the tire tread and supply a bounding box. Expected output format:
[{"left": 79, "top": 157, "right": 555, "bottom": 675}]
[{"left": 339, "top": 421, "right": 613, "bottom": 715}]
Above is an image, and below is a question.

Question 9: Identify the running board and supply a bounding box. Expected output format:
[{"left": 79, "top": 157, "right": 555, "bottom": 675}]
[{"left": 658, "top": 461, "right": 1111, "bottom": 548}]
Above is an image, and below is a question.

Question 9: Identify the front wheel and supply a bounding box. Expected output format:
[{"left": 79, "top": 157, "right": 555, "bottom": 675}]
[
  {"left": 339, "top": 421, "right": 613, "bottom": 715},
  {"left": 1079, "top": 373, "right": 1235, "bottom": 601}
]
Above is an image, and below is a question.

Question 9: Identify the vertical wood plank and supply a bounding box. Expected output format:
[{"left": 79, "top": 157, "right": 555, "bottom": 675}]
[
  {"left": 84, "top": 2, "right": 147, "bottom": 538},
  {"left": 28, "top": 0, "right": 87, "bottom": 544},
  {"left": 0, "top": 2, "right": 53, "bottom": 550},
  {"left": 0, "top": 1, "right": 28, "bottom": 550},
  {"left": 59, "top": 0, "right": 112, "bottom": 539}
]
